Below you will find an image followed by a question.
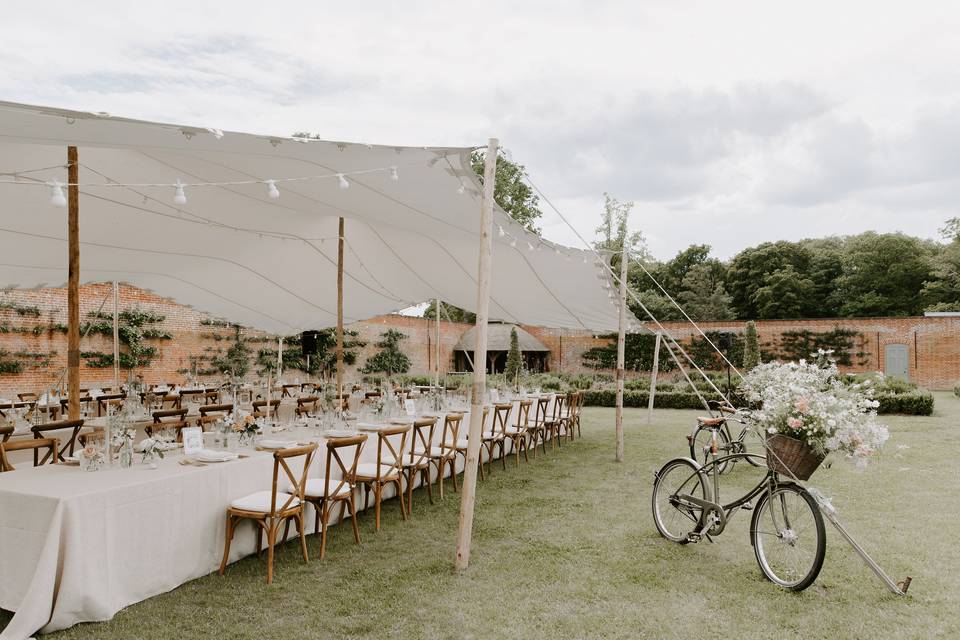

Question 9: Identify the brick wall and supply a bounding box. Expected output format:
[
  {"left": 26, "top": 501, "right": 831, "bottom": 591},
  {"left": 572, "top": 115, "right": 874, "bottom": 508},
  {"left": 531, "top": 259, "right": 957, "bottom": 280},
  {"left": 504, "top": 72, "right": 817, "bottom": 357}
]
[{"left": 0, "top": 284, "right": 957, "bottom": 396}]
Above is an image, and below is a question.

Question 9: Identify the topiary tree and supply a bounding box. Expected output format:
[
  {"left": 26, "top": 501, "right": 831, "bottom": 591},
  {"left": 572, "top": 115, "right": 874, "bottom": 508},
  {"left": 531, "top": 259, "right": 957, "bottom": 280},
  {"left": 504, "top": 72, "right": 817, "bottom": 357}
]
[
  {"left": 743, "top": 320, "right": 760, "bottom": 370},
  {"left": 505, "top": 327, "right": 523, "bottom": 384},
  {"left": 363, "top": 329, "right": 412, "bottom": 375}
]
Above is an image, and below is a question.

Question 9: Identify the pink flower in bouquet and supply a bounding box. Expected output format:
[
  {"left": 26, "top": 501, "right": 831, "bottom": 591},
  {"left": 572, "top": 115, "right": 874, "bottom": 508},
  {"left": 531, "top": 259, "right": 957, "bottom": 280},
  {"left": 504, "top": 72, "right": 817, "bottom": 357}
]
[
  {"left": 787, "top": 416, "right": 803, "bottom": 430},
  {"left": 794, "top": 397, "right": 810, "bottom": 414},
  {"left": 82, "top": 443, "right": 96, "bottom": 459}
]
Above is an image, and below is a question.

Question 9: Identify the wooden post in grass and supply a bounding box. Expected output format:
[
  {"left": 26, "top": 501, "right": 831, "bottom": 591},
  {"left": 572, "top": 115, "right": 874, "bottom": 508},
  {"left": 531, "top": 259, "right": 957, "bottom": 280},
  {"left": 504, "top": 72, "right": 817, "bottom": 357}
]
[
  {"left": 435, "top": 297, "right": 441, "bottom": 389},
  {"left": 615, "top": 243, "right": 629, "bottom": 462},
  {"left": 455, "top": 138, "right": 498, "bottom": 571},
  {"left": 648, "top": 332, "right": 661, "bottom": 425},
  {"left": 336, "top": 217, "right": 345, "bottom": 400},
  {"left": 67, "top": 146, "right": 80, "bottom": 421}
]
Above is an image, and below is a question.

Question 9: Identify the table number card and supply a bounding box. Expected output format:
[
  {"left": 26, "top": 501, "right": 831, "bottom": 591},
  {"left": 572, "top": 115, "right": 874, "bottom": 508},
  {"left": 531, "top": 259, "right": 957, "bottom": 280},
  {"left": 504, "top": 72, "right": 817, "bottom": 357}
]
[
  {"left": 404, "top": 399, "right": 416, "bottom": 416},
  {"left": 181, "top": 427, "right": 204, "bottom": 456}
]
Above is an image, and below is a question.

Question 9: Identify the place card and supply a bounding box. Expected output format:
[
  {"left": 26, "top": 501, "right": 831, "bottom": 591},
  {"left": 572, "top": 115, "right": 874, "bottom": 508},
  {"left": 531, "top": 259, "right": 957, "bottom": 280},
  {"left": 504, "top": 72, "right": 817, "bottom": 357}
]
[
  {"left": 182, "top": 427, "right": 204, "bottom": 456},
  {"left": 404, "top": 399, "right": 416, "bottom": 416}
]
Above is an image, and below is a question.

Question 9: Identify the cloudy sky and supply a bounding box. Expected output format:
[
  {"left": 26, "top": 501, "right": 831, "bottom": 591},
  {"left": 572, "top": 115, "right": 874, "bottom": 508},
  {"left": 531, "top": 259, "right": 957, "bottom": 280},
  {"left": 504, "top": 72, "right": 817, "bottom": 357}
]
[{"left": 3, "top": 1, "right": 959, "bottom": 260}]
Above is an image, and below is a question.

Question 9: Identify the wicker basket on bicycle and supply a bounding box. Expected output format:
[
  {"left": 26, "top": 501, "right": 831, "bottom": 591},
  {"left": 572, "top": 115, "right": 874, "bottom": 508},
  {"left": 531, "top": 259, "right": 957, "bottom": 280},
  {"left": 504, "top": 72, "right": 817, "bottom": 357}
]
[{"left": 765, "top": 434, "right": 825, "bottom": 481}]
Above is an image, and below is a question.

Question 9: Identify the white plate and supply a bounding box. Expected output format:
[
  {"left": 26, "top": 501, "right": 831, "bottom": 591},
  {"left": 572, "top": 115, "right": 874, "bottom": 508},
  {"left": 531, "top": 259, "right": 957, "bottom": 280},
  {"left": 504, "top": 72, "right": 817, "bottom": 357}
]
[
  {"left": 194, "top": 450, "right": 238, "bottom": 463},
  {"left": 258, "top": 439, "right": 292, "bottom": 450},
  {"left": 324, "top": 429, "right": 356, "bottom": 438}
]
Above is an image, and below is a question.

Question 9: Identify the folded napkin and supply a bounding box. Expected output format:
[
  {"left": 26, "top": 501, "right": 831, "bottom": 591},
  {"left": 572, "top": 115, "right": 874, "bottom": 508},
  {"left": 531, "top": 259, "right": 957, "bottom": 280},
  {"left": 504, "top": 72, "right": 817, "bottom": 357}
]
[
  {"left": 258, "top": 439, "right": 292, "bottom": 449},
  {"left": 193, "top": 449, "right": 238, "bottom": 462}
]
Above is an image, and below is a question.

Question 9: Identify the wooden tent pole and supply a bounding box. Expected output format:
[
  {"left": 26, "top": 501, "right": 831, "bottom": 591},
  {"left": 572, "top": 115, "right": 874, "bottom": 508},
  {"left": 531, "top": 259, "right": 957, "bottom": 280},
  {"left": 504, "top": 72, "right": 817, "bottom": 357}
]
[
  {"left": 648, "top": 332, "right": 661, "bottom": 425},
  {"left": 336, "top": 217, "right": 345, "bottom": 401},
  {"left": 615, "top": 244, "right": 629, "bottom": 463},
  {"left": 67, "top": 146, "right": 80, "bottom": 421},
  {"left": 455, "top": 138, "right": 498, "bottom": 571},
  {"left": 435, "top": 297, "right": 441, "bottom": 389},
  {"left": 112, "top": 281, "right": 120, "bottom": 389}
]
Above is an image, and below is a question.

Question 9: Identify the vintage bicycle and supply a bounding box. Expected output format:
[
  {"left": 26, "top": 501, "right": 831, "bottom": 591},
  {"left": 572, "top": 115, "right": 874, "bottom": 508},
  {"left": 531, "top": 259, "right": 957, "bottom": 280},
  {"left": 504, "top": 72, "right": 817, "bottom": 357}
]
[
  {"left": 687, "top": 400, "right": 765, "bottom": 472},
  {"left": 653, "top": 418, "right": 827, "bottom": 591}
]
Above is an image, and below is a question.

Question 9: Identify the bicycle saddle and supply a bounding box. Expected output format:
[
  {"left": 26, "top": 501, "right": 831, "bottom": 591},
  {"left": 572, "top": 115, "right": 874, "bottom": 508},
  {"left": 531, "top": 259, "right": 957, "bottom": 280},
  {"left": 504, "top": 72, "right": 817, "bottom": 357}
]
[{"left": 696, "top": 416, "right": 724, "bottom": 426}]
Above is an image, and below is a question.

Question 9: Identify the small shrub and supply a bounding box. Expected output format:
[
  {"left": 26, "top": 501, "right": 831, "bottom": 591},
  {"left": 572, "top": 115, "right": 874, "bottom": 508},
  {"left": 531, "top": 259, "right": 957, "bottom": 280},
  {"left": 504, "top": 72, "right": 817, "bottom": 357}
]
[{"left": 875, "top": 392, "right": 934, "bottom": 415}]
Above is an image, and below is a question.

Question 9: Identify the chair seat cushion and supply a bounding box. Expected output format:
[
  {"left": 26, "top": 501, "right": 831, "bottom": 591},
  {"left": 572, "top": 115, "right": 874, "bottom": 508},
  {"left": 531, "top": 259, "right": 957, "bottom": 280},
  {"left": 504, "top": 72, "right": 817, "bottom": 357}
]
[
  {"left": 481, "top": 431, "right": 504, "bottom": 440},
  {"left": 444, "top": 438, "right": 470, "bottom": 450},
  {"left": 354, "top": 462, "right": 399, "bottom": 478},
  {"left": 230, "top": 490, "right": 300, "bottom": 513},
  {"left": 505, "top": 426, "right": 525, "bottom": 435}
]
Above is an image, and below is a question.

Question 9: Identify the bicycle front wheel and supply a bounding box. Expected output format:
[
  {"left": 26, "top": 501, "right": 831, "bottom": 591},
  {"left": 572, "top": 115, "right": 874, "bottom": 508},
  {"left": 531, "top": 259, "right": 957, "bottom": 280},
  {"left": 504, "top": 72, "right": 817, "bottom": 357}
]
[
  {"left": 652, "top": 458, "right": 709, "bottom": 543},
  {"left": 750, "top": 483, "right": 826, "bottom": 591}
]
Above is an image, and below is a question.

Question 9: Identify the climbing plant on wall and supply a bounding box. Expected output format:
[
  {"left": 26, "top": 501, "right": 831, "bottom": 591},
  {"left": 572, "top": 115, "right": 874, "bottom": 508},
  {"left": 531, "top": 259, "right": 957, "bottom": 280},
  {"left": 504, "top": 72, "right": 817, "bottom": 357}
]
[{"left": 79, "top": 309, "right": 172, "bottom": 369}]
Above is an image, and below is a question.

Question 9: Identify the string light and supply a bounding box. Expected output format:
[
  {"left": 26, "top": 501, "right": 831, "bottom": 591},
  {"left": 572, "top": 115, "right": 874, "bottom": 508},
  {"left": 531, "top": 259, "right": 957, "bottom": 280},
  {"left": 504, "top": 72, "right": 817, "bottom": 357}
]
[
  {"left": 526, "top": 242, "right": 535, "bottom": 251},
  {"left": 457, "top": 184, "right": 465, "bottom": 195},
  {"left": 173, "top": 179, "right": 187, "bottom": 205},
  {"left": 48, "top": 180, "right": 66, "bottom": 207},
  {"left": 389, "top": 166, "right": 399, "bottom": 181},
  {"left": 498, "top": 225, "right": 505, "bottom": 238},
  {"left": 266, "top": 179, "right": 280, "bottom": 199},
  {"left": 510, "top": 238, "right": 517, "bottom": 248},
  {"left": 337, "top": 174, "right": 350, "bottom": 189}
]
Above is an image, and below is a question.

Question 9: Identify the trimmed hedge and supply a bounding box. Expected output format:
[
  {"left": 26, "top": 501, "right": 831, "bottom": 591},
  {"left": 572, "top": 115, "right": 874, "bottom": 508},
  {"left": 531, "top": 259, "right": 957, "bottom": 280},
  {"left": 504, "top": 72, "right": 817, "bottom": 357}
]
[
  {"left": 582, "top": 389, "right": 715, "bottom": 410},
  {"left": 875, "top": 392, "right": 934, "bottom": 415}
]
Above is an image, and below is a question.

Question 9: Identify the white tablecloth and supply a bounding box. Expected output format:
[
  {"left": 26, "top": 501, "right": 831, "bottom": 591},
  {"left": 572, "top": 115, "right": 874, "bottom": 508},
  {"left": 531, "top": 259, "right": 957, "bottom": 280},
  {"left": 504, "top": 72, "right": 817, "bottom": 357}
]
[{"left": 0, "top": 399, "right": 545, "bottom": 639}]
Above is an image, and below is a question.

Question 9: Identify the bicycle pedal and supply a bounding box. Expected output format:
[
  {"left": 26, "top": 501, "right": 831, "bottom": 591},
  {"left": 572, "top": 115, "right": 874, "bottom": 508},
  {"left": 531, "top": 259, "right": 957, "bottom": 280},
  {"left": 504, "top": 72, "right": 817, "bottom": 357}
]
[{"left": 686, "top": 532, "right": 702, "bottom": 543}]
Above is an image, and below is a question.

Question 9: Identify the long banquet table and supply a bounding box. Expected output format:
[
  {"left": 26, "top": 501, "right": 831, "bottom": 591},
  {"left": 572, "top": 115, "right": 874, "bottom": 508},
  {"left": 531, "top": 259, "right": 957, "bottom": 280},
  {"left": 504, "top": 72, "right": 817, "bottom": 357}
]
[{"left": 0, "top": 398, "right": 545, "bottom": 639}]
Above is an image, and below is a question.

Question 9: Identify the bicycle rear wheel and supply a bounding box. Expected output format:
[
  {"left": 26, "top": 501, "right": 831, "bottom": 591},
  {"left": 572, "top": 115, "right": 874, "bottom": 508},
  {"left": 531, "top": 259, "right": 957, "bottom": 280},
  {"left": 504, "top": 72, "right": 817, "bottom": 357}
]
[
  {"left": 750, "top": 483, "right": 826, "bottom": 591},
  {"left": 652, "top": 458, "right": 709, "bottom": 543},
  {"left": 690, "top": 426, "right": 731, "bottom": 473}
]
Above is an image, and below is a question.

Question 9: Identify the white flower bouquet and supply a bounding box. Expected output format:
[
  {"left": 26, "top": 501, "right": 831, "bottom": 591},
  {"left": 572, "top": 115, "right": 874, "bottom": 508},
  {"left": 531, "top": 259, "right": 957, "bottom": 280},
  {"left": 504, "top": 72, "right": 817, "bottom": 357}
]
[{"left": 741, "top": 351, "right": 889, "bottom": 469}]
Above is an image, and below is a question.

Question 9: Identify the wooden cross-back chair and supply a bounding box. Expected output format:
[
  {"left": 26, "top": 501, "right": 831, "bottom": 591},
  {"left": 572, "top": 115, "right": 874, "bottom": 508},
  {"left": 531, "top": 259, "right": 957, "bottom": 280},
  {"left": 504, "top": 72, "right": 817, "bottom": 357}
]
[
  {"left": 1, "top": 437, "right": 59, "bottom": 472},
  {"left": 398, "top": 417, "right": 437, "bottom": 516},
  {"left": 363, "top": 391, "right": 382, "bottom": 403},
  {"left": 353, "top": 424, "right": 410, "bottom": 532},
  {"left": 202, "top": 390, "right": 220, "bottom": 405},
  {"left": 197, "top": 403, "right": 233, "bottom": 429},
  {"left": 78, "top": 428, "right": 106, "bottom": 447},
  {"left": 566, "top": 391, "right": 584, "bottom": 440},
  {"left": 219, "top": 443, "right": 318, "bottom": 584},
  {"left": 0, "top": 424, "right": 13, "bottom": 443},
  {"left": 295, "top": 396, "right": 320, "bottom": 418},
  {"left": 429, "top": 412, "right": 464, "bottom": 498},
  {"left": 30, "top": 419, "right": 85, "bottom": 463},
  {"left": 95, "top": 393, "right": 125, "bottom": 417},
  {"left": 0, "top": 401, "right": 33, "bottom": 420},
  {"left": 17, "top": 392, "right": 38, "bottom": 403},
  {"left": 481, "top": 404, "right": 511, "bottom": 476},
  {"left": 528, "top": 396, "right": 551, "bottom": 456},
  {"left": 281, "top": 384, "right": 300, "bottom": 398},
  {"left": 252, "top": 399, "right": 281, "bottom": 418},
  {"left": 543, "top": 394, "right": 566, "bottom": 450},
  {"left": 178, "top": 389, "right": 205, "bottom": 408},
  {"left": 505, "top": 399, "right": 533, "bottom": 465},
  {"left": 147, "top": 408, "right": 190, "bottom": 441},
  {"left": 302, "top": 434, "right": 367, "bottom": 559}
]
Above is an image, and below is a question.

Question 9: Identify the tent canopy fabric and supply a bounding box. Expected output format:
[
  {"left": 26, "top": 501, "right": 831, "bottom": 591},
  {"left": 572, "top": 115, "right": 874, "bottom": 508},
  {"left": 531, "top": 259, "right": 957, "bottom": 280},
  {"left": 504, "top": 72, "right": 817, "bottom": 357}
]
[
  {"left": 0, "top": 101, "right": 640, "bottom": 335},
  {"left": 453, "top": 323, "right": 550, "bottom": 352}
]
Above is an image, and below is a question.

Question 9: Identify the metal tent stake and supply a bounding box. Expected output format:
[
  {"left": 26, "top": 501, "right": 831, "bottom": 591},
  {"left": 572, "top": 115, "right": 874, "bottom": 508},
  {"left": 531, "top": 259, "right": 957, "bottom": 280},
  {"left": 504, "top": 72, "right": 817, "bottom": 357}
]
[{"left": 806, "top": 488, "right": 911, "bottom": 595}]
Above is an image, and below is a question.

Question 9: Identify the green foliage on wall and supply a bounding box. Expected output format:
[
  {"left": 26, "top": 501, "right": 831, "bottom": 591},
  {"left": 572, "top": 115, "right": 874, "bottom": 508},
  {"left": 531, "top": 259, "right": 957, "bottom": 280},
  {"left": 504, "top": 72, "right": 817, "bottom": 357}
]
[{"left": 363, "top": 329, "right": 412, "bottom": 375}]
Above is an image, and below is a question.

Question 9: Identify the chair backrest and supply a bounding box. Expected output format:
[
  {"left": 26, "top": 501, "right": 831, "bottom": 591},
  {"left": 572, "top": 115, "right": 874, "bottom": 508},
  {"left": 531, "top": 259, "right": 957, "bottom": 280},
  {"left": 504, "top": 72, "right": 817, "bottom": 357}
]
[
  {"left": 269, "top": 443, "right": 318, "bottom": 516},
  {"left": 31, "top": 419, "right": 84, "bottom": 462},
  {"left": 252, "top": 399, "right": 281, "bottom": 416},
  {"left": 296, "top": 396, "right": 319, "bottom": 415},
  {"left": 326, "top": 434, "right": 367, "bottom": 499},
  {"left": 78, "top": 428, "right": 106, "bottom": 446},
  {"left": 515, "top": 400, "right": 532, "bottom": 427},
  {"left": 409, "top": 417, "right": 437, "bottom": 464},
  {"left": 154, "top": 408, "right": 188, "bottom": 423},
  {"left": 533, "top": 396, "right": 550, "bottom": 425},
  {"left": 17, "top": 392, "right": 38, "bottom": 403},
  {"left": 441, "top": 412, "right": 464, "bottom": 450},
  {"left": 375, "top": 424, "right": 409, "bottom": 479},
  {"left": 1, "top": 437, "right": 59, "bottom": 471},
  {"left": 492, "top": 403, "right": 512, "bottom": 435},
  {"left": 199, "top": 403, "right": 233, "bottom": 416},
  {"left": 550, "top": 394, "right": 566, "bottom": 421},
  {"left": 0, "top": 424, "right": 13, "bottom": 442},
  {"left": 0, "top": 400, "right": 33, "bottom": 419},
  {"left": 203, "top": 390, "right": 220, "bottom": 404}
]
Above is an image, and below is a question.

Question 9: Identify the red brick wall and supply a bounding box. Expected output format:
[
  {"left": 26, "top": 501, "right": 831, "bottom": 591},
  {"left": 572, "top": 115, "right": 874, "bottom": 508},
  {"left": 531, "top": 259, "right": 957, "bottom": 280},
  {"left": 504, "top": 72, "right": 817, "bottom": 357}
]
[{"left": 1, "top": 284, "right": 957, "bottom": 396}]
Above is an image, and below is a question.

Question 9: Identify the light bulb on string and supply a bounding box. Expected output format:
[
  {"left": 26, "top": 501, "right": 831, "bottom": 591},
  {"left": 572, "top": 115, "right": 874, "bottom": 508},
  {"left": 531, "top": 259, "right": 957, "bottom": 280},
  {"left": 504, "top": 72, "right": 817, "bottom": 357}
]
[
  {"left": 266, "top": 180, "right": 280, "bottom": 199},
  {"left": 389, "top": 166, "right": 399, "bottom": 181},
  {"left": 337, "top": 174, "right": 350, "bottom": 189},
  {"left": 498, "top": 225, "right": 505, "bottom": 238},
  {"left": 526, "top": 242, "right": 535, "bottom": 251},
  {"left": 510, "top": 238, "right": 517, "bottom": 248},
  {"left": 457, "top": 183, "right": 465, "bottom": 195},
  {"left": 173, "top": 179, "right": 187, "bottom": 205},
  {"left": 48, "top": 180, "right": 66, "bottom": 207}
]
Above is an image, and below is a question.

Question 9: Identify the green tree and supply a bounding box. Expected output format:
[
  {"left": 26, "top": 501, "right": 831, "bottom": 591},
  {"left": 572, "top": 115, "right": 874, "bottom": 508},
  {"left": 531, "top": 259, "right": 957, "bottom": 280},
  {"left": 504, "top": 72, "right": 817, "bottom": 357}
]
[
  {"left": 833, "top": 232, "right": 935, "bottom": 316},
  {"left": 751, "top": 265, "right": 814, "bottom": 319},
  {"left": 505, "top": 327, "right": 523, "bottom": 383},
  {"left": 923, "top": 240, "right": 960, "bottom": 311},
  {"left": 743, "top": 321, "right": 760, "bottom": 370},
  {"left": 471, "top": 148, "right": 543, "bottom": 233},
  {"left": 363, "top": 329, "right": 412, "bottom": 375},
  {"left": 727, "top": 241, "right": 813, "bottom": 318},
  {"left": 676, "top": 263, "right": 735, "bottom": 321},
  {"left": 594, "top": 193, "right": 646, "bottom": 258},
  {"left": 423, "top": 300, "right": 476, "bottom": 324}
]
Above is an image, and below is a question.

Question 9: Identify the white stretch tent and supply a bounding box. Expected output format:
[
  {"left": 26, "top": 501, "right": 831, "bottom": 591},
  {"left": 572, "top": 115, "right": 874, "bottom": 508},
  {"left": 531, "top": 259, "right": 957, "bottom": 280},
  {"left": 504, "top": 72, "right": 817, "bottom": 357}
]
[{"left": 0, "top": 101, "right": 640, "bottom": 333}]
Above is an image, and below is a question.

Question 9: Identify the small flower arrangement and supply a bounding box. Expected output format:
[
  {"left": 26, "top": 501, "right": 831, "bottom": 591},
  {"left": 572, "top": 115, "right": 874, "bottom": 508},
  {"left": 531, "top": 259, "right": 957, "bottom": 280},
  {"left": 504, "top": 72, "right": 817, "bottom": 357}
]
[
  {"left": 741, "top": 350, "right": 889, "bottom": 466},
  {"left": 112, "top": 427, "right": 136, "bottom": 450},
  {"left": 139, "top": 437, "right": 165, "bottom": 463},
  {"left": 232, "top": 414, "right": 260, "bottom": 442},
  {"left": 81, "top": 441, "right": 105, "bottom": 471}
]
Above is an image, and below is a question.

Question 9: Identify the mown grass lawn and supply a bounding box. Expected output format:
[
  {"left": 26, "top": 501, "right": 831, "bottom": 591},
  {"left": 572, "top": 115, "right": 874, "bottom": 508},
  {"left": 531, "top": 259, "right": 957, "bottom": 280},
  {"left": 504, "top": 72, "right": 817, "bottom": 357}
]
[{"left": 5, "top": 394, "right": 957, "bottom": 639}]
